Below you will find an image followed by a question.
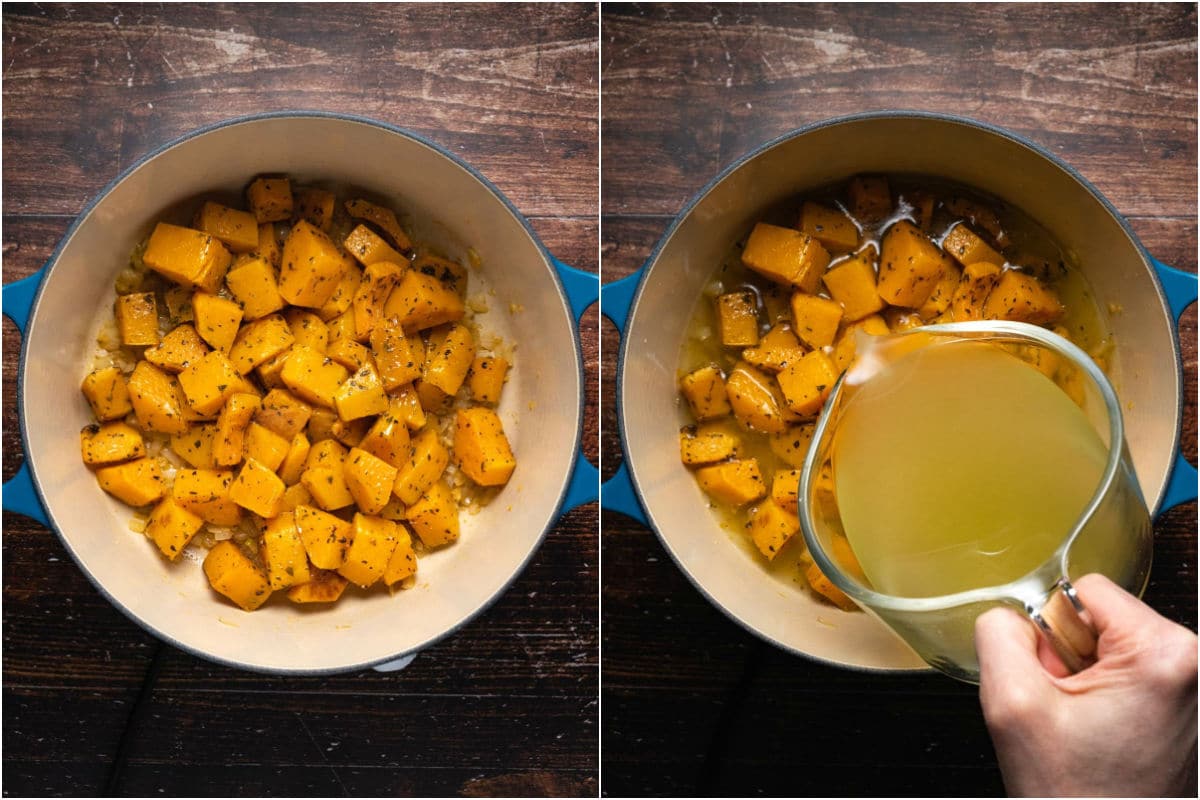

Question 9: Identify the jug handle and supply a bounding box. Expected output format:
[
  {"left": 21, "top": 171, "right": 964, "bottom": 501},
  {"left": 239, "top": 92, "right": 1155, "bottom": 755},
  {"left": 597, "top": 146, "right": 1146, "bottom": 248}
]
[{"left": 1027, "top": 578, "right": 1097, "bottom": 674}]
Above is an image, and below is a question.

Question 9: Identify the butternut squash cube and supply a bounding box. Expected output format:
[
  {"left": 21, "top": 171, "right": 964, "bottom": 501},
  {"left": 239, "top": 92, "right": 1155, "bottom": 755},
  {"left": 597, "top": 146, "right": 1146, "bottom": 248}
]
[
  {"left": 177, "top": 350, "right": 241, "bottom": 415},
  {"left": 212, "top": 392, "right": 262, "bottom": 466},
  {"left": 95, "top": 457, "right": 166, "bottom": 506},
  {"left": 412, "top": 254, "right": 469, "bottom": 297},
  {"left": 917, "top": 261, "right": 962, "bottom": 321},
  {"left": 414, "top": 379, "right": 450, "bottom": 414},
  {"left": 383, "top": 527, "right": 418, "bottom": 586},
  {"left": 228, "top": 457, "right": 286, "bottom": 518},
  {"left": 942, "top": 223, "right": 1005, "bottom": 268},
  {"left": 246, "top": 176, "right": 293, "bottom": 223},
  {"left": 344, "top": 448, "right": 399, "bottom": 515},
  {"left": 280, "top": 345, "right": 349, "bottom": 408},
  {"left": 306, "top": 407, "right": 338, "bottom": 443},
  {"left": 282, "top": 308, "right": 329, "bottom": 353},
  {"left": 144, "top": 324, "right": 209, "bottom": 373},
  {"left": 695, "top": 459, "right": 766, "bottom": 506},
  {"left": 163, "top": 285, "right": 195, "bottom": 325},
  {"left": 768, "top": 424, "right": 815, "bottom": 468},
  {"left": 345, "top": 198, "right": 412, "bottom": 252},
  {"left": 170, "top": 423, "right": 218, "bottom": 469},
  {"left": 286, "top": 568, "right": 348, "bottom": 604},
  {"left": 406, "top": 480, "right": 460, "bottom": 548},
  {"left": 172, "top": 468, "right": 241, "bottom": 526},
  {"left": 393, "top": 428, "right": 449, "bottom": 504},
  {"left": 831, "top": 313, "right": 890, "bottom": 372},
  {"left": 146, "top": 495, "right": 205, "bottom": 560},
  {"left": 279, "top": 482, "right": 313, "bottom": 513},
  {"left": 725, "top": 363, "right": 790, "bottom": 434},
  {"left": 326, "top": 309, "right": 356, "bottom": 343},
  {"left": 294, "top": 504, "right": 353, "bottom": 569},
  {"left": 294, "top": 187, "right": 336, "bottom": 232},
  {"left": 317, "top": 258, "right": 362, "bottom": 322},
  {"left": 81, "top": 367, "right": 133, "bottom": 422},
  {"left": 806, "top": 560, "right": 857, "bottom": 611},
  {"left": 383, "top": 271, "right": 465, "bottom": 332},
  {"left": 741, "top": 323, "right": 805, "bottom": 374},
  {"left": 371, "top": 322, "right": 424, "bottom": 391},
  {"left": 128, "top": 361, "right": 190, "bottom": 434},
  {"left": 878, "top": 220, "right": 950, "bottom": 308},
  {"left": 776, "top": 350, "right": 839, "bottom": 416},
  {"left": 244, "top": 422, "right": 290, "bottom": 472},
  {"left": 115, "top": 292, "right": 159, "bottom": 346},
  {"left": 789, "top": 293, "right": 843, "bottom": 349},
  {"left": 716, "top": 291, "right": 760, "bottom": 347},
  {"left": 191, "top": 292, "right": 244, "bottom": 353},
  {"left": 345, "top": 224, "right": 406, "bottom": 267},
  {"left": 748, "top": 497, "right": 800, "bottom": 560},
  {"left": 822, "top": 252, "right": 885, "bottom": 323},
  {"left": 279, "top": 219, "right": 346, "bottom": 308},
  {"left": 80, "top": 422, "right": 145, "bottom": 466},
  {"left": 305, "top": 438, "right": 348, "bottom": 471},
  {"left": 301, "top": 450, "right": 355, "bottom": 510},
  {"left": 453, "top": 408, "right": 516, "bottom": 487},
  {"left": 326, "top": 337, "right": 372, "bottom": 371},
  {"left": 259, "top": 512, "right": 312, "bottom": 590},
  {"left": 423, "top": 323, "right": 476, "bottom": 397},
  {"left": 678, "top": 426, "right": 738, "bottom": 466},
  {"left": 799, "top": 201, "right": 859, "bottom": 253},
  {"left": 143, "top": 222, "right": 233, "bottom": 292},
  {"left": 195, "top": 201, "right": 259, "bottom": 253},
  {"left": 847, "top": 175, "right": 891, "bottom": 222},
  {"left": 982, "top": 270, "right": 1065, "bottom": 325},
  {"left": 741, "top": 222, "right": 830, "bottom": 292},
  {"left": 225, "top": 255, "right": 285, "bottom": 319},
  {"left": 255, "top": 222, "right": 281, "bottom": 266},
  {"left": 379, "top": 496, "right": 407, "bottom": 522},
  {"left": 950, "top": 262, "right": 1003, "bottom": 322},
  {"left": 228, "top": 314, "right": 294, "bottom": 375},
  {"left": 359, "top": 408, "right": 412, "bottom": 468},
  {"left": 352, "top": 262, "right": 406, "bottom": 341},
  {"left": 278, "top": 433, "right": 312, "bottom": 485},
  {"left": 255, "top": 347, "right": 292, "bottom": 390},
  {"left": 204, "top": 540, "right": 271, "bottom": 611},
  {"left": 679, "top": 365, "right": 732, "bottom": 422},
  {"left": 468, "top": 356, "right": 509, "bottom": 404},
  {"left": 770, "top": 469, "right": 802, "bottom": 513},
  {"left": 331, "top": 417, "right": 370, "bottom": 448},
  {"left": 390, "top": 384, "right": 427, "bottom": 430},
  {"left": 254, "top": 389, "right": 313, "bottom": 440},
  {"left": 338, "top": 514, "right": 400, "bottom": 588}
]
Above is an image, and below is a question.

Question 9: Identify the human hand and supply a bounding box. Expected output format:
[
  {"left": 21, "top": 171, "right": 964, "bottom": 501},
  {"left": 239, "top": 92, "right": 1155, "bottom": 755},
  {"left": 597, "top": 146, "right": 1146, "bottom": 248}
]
[{"left": 975, "top": 573, "right": 1197, "bottom": 797}]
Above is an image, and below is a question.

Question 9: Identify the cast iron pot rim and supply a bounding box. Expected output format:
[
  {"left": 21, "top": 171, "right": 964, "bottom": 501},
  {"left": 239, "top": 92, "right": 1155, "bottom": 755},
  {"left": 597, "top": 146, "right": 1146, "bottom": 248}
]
[
  {"left": 615, "top": 108, "right": 1181, "bottom": 675},
  {"left": 17, "top": 110, "right": 585, "bottom": 676}
]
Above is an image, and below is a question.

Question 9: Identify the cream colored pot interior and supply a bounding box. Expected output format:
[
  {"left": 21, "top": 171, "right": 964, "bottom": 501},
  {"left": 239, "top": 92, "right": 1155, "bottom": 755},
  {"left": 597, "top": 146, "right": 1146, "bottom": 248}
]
[
  {"left": 23, "top": 115, "right": 581, "bottom": 673},
  {"left": 621, "top": 115, "right": 1179, "bottom": 671}
]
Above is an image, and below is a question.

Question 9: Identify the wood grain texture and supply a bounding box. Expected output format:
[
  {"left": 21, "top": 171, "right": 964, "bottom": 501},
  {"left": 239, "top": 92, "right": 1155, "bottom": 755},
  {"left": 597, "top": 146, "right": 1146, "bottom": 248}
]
[
  {"left": 600, "top": 3, "right": 1196, "bottom": 797},
  {"left": 2, "top": 4, "right": 597, "bottom": 797}
]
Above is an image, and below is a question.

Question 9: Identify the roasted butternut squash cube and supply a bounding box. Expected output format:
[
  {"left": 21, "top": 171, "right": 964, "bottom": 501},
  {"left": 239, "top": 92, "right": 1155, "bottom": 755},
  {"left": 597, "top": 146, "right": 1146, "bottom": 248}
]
[
  {"left": 80, "top": 422, "right": 145, "bottom": 466},
  {"left": 281, "top": 308, "right": 329, "bottom": 353},
  {"left": 177, "top": 350, "right": 241, "bottom": 415},
  {"left": 225, "top": 255, "right": 285, "bottom": 319},
  {"left": 982, "top": 270, "right": 1065, "bottom": 325},
  {"left": 799, "top": 201, "right": 859, "bottom": 253},
  {"left": 916, "top": 261, "right": 962, "bottom": 321},
  {"left": 191, "top": 292, "right": 244, "bottom": 353},
  {"left": 246, "top": 176, "right": 293, "bottom": 223},
  {"left": 768, "top": 423, "right": 815, "bottom": 468},
  {"left": 359, "top": 407, "right": 412, "bottom": 467},
  {"left": 259, "top": 512, "right": 312, "bottom": 590},
  {"left": 379, "top": 496, "right": 407, "bottom": 522},
  {"left": 280, "top": 345, "right": 349, "bottom": 408},
  {"left": 383, "top": 527, "right": 418, "bottom": 586},
  {"left": 741, "top": 323, "right": 805, "bottom": 374},
  {"left": 228, "top": 457, "right": 286, "bottom": 518},
  {"left": 128, "top": 361, "right": 190, "bottom": 434},
  {"left": 144, "top": 324, "right": 209, "bottom": 373},
  {"left": 741, "top": 222, "right": 830, "bottom": 292},
  {"left": 414, "top": 379, "right": 450, "bottom": 414},
  {"left": 942, "top": 223, "right": 1005, "bottom": 268},
  {"left": 454, "top": 408, "right": 517, "bottom": 487},
  {"left": 294, "top": 504, "right": 353, "bottom": 569},
  {"left": 212, "top": 392, "right": 261, "bottom": 466},
  {"left": 695, "top": 459, "right": 766, "bottom": 506},
  {"left": 345, "top": 197, "right": 412, "bottom": 252},
  {"left": 301, "top": 462, "right": 357, "bottom": 510},
  {"left": 326, "top": 337, "right": 371, "bottom": 371},
  {"left": 831, "top": 313, "right": 890, "bottom": 372},
  {"left": 344, "top": 224, "right": 405, "bottom": 268},
  {"left": 412, "top": 254, "right": 468, "bottom": 297},
  {"left": 143, "top": 222, "right": 233, "bottom": 292},
  {"left": 806, "top": 560, "right": 857, "bottom": 611},
  {"left": 776, "top": 350, "right": 839, "bottom": 416},
  {"left": 115, "top": 292, "right": 159, "bottom": 346},
  {"left": 748, "top": 497, "right": 800, "bottom": 560},
  {"left": 383, "top": 271, "right": 465, "bottom": 332},
  {"left": 228, "top": 314, "right": 294, "bottom": 375},
  {"left": 164, "top": 285, "right": 195, "bottom": 325},
  {"left": 317, "top": 258, "right": 362, "bottom": 322},
  {"left": 716, "top": 291, "right": 760, "bottom": 347},
  {"left": 770, "top": 469, "right": 802, "bottom": 513},
  {"left": 390, "top": 384, "right": 427, "bottom": 430},
  {"left": 680, "top": 364, "right": 732, "bottom": 422},
  {"left": 678, "top": 425, "right": 738, "bottom": 466},
  {"left": 821, "top": 252, "right": 885, "bottom": 323},
  {"left": 255, "top": 222, "right": 281, "bottom": 266},
  {"left": 950, "top": 262, "right": 1003, "bottom": 322},
  {"left": 884, "top": 308, "right": 925, "bottom": 332},
  {"left": 286, "top": 568, "right": 348, "bottom": 604},
  {"left": 254, "top": 348, "right": 291, "bottom": 390},
  {"left": 306, "top": 407, "right": 339, "bottom": 443},
  {"left": 254, "top": 388, "right": 313, "bottom": 440},
  {"left": 467, "top": 356, "right": 509, "bottom": 404},
  {"left": 195, "top": 201, "right": 259, "bottom": 253},
  {"left": 172, "top": 468, "right": 241, "bottom": 526},
  {"left": 393, "top": 428, "right": 450, "bottom": 504},
  {"left": 331, "top": 417, "right": 370, "bottom": 448},
  {"left": 279, "top": 482, "right": 313, "bottom": 513},
  {"left": 423, "top": 323, "right": 476, "bottom": 397},
  {"left": 903, "top": 190, "right": 936, "bottom": 231},
  {"left": 304, "top": 438, "right": 347, "bottom": 470},
  {"left": 244, "top": 422, "right": 290, "bottom": 472},
  {"left": 847, "top": 175, "right": 891, "bottom": 222},
  {"left": 204, "top": 540, "right": 272, "bottom": 611},
  {"left": 170, "top": 423, "right": 218, "bottom": 469},
  {"left": 371, "top": 322, "right": 424, "bottom": 390},
  {"left": 344, "top": 448, "right": 400, "bottom": 514},
  {"left": 95, "top": 457, "right": 166, "bottom": 506},
  {"left": 789, "top": 293, "right": 843, "bottom": 349},
  {"left": 352, "top": 262, "right": 406, "bottom": 341},
  {"left": 145, "top": 495, "right": 204, "bottom": 560},
  {"left": 338, "top": 514, "right": 400, "bottom": 588},
  {"left": 278, "top": 433, "right": 312, "bottom": 485},
  {"left": 279, "top": 219, "right": 346, "bottom": 308},
  {"left": 725, "top": 363, "right": 790, "bottom": 433},
  {"left": 407, "top": 480, "right": 460, "bottom": 548},
  {"left": 81, "top": 367, "right": 133, "bottom": 422},
  {"left": 294, "top": 187, "right": 336, "bottom": 232},
  {"left": 326, "top": 309, "right": 357, "bottom": 343},
  {"left": 877, "top": 220, "right": 950, "bottom": 308}
]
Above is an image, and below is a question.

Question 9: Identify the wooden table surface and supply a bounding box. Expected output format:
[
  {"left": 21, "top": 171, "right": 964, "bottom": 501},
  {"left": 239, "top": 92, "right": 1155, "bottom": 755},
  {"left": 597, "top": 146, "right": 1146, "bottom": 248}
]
[
  {"left": 600, "top": 3, "right": 1197, "bottom": 797},
  {"left": 2, "top": 4, "right": 597, "bottom": 797}
]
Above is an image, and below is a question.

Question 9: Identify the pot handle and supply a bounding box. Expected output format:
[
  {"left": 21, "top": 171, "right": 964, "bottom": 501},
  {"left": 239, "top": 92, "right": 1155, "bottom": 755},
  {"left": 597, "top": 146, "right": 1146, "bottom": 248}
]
[
  {"left": 597, "top": 271, "right": 649, "bottom": 525},
  {"left": 371, "top": 652, "right": 418, "bottom": 673},
  {"left": 3, "top": 267, "right": 50, "bottom": 527},
  {"left": 1149, "top": 257, "right": 1198, "bottom": 513}
]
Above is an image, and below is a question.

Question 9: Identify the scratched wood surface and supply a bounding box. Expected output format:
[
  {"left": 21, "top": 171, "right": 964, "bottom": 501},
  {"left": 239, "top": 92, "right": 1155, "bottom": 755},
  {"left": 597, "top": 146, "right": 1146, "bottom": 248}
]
[
  {"left": 600, "top": 3, "right": 1197, "bottom": 797},
  {"left": 2, "top": 4, "right": 597, "bottom": 797}
]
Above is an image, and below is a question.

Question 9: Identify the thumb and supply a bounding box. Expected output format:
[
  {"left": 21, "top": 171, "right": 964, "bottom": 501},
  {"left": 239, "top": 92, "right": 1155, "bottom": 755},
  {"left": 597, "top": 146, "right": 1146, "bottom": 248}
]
[{"left": 975, "top": 605, "right": 1054, "bottom": 720}]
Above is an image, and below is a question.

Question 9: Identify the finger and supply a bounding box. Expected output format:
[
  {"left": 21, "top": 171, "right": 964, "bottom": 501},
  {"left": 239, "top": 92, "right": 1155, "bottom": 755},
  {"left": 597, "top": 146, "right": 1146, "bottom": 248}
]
[
  {"left": 1072, "top": 573, "right": 1156, "bottom": 638},
  {"left": 976, "top": 606, "right": 1053, "bottom": 714},
  {"left": 1035, "top": 632, "right": 1072, "bottom": 678}
]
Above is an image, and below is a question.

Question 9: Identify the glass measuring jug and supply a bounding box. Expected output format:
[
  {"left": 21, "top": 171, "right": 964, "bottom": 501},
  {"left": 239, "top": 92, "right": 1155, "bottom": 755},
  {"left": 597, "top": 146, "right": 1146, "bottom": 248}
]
[{"left": 798, "top": 321, "right": 1153, "bottom": 683}]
